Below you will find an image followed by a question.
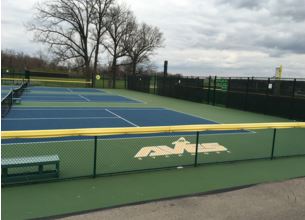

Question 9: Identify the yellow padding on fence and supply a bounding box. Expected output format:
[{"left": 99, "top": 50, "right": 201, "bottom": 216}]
[
  {"left": 2, "top": 122, "right": 305, "bottom": 139},
  {"left": 2, "top": 78, "right": 91, "bottom": 84}
]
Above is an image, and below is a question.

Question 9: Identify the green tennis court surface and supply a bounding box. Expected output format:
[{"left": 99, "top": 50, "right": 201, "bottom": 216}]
[{"left": 2, "top": 88, "right": 305, "bottom": 220}]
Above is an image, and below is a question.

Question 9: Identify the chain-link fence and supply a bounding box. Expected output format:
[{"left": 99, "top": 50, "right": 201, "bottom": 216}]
[
  {"left": 126, "top": 75, "right": 305, "bottom": 121},
  {"left": 2, "top": 123, "right": 305, "bottom": 186}
]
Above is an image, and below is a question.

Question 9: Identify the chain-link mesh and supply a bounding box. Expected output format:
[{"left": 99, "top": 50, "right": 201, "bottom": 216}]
[
  {"left": 1, "top": 137, "right": 94, "bottom": 184},
  {"left": 2, "top": 127, "right": 305, "bottom": 185},
  {"left": 96, "top": 133, "right": 196, "bottom": 175},
  {"left": 274, "top": 128, "right": 305, "bottom": 157},
  {"left": 130, "top": 75, "right": 305, "bottom": 120},
  {"left": 197, "top": 129, "right": 273, "bottom": 164},
  {"left": 127, "top": 75, "right": 151, "bottom": 93}
]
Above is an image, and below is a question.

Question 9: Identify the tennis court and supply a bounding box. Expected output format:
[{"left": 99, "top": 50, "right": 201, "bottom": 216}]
[
  {"left": 2, "top": 106, "right": 250, "bottom": 131},
  {"left": 2, "top": 82, "right": 305, "bottom": 220}
]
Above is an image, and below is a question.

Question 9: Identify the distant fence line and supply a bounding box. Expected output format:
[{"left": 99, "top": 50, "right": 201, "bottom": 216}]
[
  {"left": 2, "top": 69, "right": 305, "bottom": 120},
  {"left": 127, "top": 75, "right": 305, "bottom": 121}
]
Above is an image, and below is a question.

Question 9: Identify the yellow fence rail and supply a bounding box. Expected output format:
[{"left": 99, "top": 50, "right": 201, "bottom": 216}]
[{"left": 2, "top": 122, "right": 305, "bottom": 139}]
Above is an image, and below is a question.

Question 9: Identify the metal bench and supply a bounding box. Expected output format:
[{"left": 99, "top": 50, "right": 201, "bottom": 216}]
[{"left": 2, "top": 155, "right": 60, "bottom": 183}]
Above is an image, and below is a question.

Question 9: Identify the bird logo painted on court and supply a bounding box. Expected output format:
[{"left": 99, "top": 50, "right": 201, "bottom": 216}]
[{"left": 134, "top": 137, "right": 230, "bottom": 159}]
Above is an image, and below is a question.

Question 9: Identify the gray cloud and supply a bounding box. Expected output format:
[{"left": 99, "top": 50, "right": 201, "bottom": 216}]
[
  {"left": 269, "top": 0, "right": 305, "bottom": 22},
  {"left": 216, "top": 0, "right": 265, "bottom": 9},
  {"left": 257, "top": 32, "right": 305, "bottom": 54},
  {"left": 2, "top": 0, "right": 305, "bottom": 77}
]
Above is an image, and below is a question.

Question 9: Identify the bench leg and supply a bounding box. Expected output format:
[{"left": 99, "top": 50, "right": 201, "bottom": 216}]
[
  {"left": 56, "top": 162, "right": 60, "bottom": 177},
  {"left": 2, "top": 168, "right": 8, "bottom": 177},
  {"left": 39, "top": 165, "right": 43, "bottom": 174}
]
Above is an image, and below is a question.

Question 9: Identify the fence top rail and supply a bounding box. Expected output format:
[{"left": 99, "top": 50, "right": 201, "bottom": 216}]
[{"left": 1, "top": 122, "right": 305, "bottom": 139}]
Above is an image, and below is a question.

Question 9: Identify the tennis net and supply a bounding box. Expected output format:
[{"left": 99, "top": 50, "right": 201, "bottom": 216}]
[
  {"left": 12, "top": 80, "right": 29, "bottom": 98},
  {"left": 1, "top": 91, "right": 13, "bottom": 117},
  {"left": 1, "top": 80, "right": 29, "bottom": 117}
]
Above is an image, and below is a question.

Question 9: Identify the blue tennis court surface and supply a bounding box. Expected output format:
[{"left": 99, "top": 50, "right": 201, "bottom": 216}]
[
  {"left": 1, "top": 86, "right": 142, "bottom": 103},
  {"left": 2, "top": 107, "right": 251, "bottom": 144},
  {"left": 2, "top": 107, "right": 219, "bottom": 131},
  {"left": 29, "top": 86, "right": 106, "bottom": 93},
  {"left": 21, "top": 93, "right": 142, "bottom": 103}
]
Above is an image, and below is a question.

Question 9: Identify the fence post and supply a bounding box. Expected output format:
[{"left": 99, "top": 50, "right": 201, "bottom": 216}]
[
  {"left": 264, "top": 77, "right": 271, "bottom": 114},
  {"left": 153, "top": 75, "right": 156, "bottom": 94},
  {"left": 290, "top": 79, "right": 296, "bottom": 119},
  {"left": 207, "top": 76, "right": 211, "bottom": 104},
  {"left": 102, "top": 73, "right": 105, "bottom": 88},
  {"left": 93, "top": 136, "right": 98, "bottom": 178},
  {"left": 213, "top": 76, "right": 217, "bottom": 106},
  {"left": 124, "top": 74, "right": 127, "bottom": 89},
  {"left": 194, "top": 132, "right": 200, "bottom": 167},
  {"left": 271, "top": 129, "right": 277, "bottom": 160},
  {"left": 244, "top": 77, "right": 250, "bottom": 110},
  {"left": 226, "top": 77, "right": 231, "bottom": 108}
]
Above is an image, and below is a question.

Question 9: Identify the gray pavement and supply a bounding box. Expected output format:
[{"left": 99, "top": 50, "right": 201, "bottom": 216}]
[{"left": 60, "top": 177, "right": 305, "bottom": 220}]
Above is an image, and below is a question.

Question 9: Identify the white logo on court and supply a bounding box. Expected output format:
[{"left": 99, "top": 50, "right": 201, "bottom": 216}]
[{"left": 134, "top": 137, "right": 230, "bottom": 159}]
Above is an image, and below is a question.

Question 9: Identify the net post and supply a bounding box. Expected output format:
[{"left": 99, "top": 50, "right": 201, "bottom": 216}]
[
  {"left": 271, "top": 129, "right": 277, "bottom": 160},
  {"left": 93, "top": 136, "right": 98, "bottom": 178},
  {"left": 194, "top": 131, "right": 200, "bottom": 167}
]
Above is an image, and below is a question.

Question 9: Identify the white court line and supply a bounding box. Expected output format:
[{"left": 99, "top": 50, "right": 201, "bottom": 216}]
[
  {"left": 4, "top": 107, "right": 255, "bottom": 134},
  {"left": 22, "top": 95, "right": 76, "bottom": 98},
  {"left": 67, "top": 88, "right": 73, "bottom": 93},
  {"left": 105, "top": 109, "right": 139, "bottom": 127},
  {"left": 102, "top": 91, "right": 146, "bottom": 104},
  {"left": 163, "top": 107, "right": 220, "bottom": 124},
  {"left": 163, "top": 107, "right": 256, "bottom": 134},
  {"left": 11, "top": 108, "right": 163, "bottom": 111},
  {"left": 2, "top": 117, "right": 118, "bottom": 120},
  {"left": 78, "top": 94, "right": 90, "bottom": 102},
  {"left": 108, "top": 108, "right": 164, "bottom": 111}
]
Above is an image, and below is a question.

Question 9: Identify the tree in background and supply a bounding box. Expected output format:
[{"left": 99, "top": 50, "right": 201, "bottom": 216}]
[
  {"left": 102, "top": 4, "right": 135, "bottom": 88},
  {"left": 124, "top": 23, "right": 164, "bottom": 75},
  {"left": 28, "top": 0, "right": 113, "bottom": 86},
  {"left": 91, "top": 0, "right": 114, "bottom": 87},
  {"left": 27, "top": 0, "right": 165, "bottom": 87}
]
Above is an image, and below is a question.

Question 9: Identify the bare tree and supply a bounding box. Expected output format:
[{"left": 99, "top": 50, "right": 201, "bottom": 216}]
[
  {"left": 91, "top": 0, "right": 114, "bottom": 86},
  {"left": 124, "top": 23, "right": 164, "bottom": 75},
  {"left": 102, "top": 5, "right": 135, "bottom": 88},
  {"left": 28, "top": 0, "right": 110, "bottom": 85}
]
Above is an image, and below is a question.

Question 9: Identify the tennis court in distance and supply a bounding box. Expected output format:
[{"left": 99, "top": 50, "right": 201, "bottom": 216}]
[
  {"left": 2, "top": 83, "right": 305, "bottom": 220},
  {"left": 21, "top": 86, "right": 143, "bottom": 103}
]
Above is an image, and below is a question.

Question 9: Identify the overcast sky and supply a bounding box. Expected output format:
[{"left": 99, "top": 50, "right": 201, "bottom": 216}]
[{"left": 2, "top": 0, "right": 305, "bottom": 77}]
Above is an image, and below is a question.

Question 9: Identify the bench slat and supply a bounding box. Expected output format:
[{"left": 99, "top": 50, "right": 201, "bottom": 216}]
[{"left": 2, "top": 155, "right": 59, "bottom": 166}]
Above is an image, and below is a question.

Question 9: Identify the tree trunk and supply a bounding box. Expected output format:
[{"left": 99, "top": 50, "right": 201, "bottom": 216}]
[
  {"left": 93, "top": 44, "right": 100, "bottom": 88},
  {"left": 84, "top": 58, "right": 91, "bottom": 87},
  {"left": 132, "top": 61, "right": 137, "bottom": 75},
  {"left": 112, "top": 57, "right": 117, "bottom": 89}
]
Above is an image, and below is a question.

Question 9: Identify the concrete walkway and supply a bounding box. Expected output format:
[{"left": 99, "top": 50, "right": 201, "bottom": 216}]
[{"left": 60, "top": 177, "right": 305, "bottom": 220}]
